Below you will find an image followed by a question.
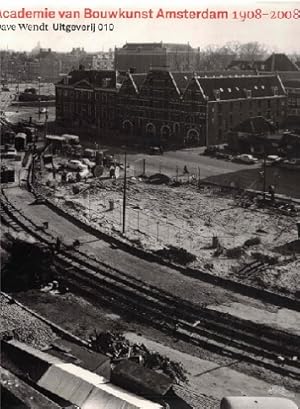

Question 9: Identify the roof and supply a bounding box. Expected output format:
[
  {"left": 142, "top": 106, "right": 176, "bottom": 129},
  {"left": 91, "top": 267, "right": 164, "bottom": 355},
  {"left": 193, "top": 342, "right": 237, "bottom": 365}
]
[
  {"left": 282, "top": 79, "right": 300, "bottom": 88},
  {"left": 38, "top": 362, "right": 163, "bottom": 409},
  {"left": 1, "top": 366, "right": 65, "bottom": 409},
  {"left": 197, "top": 75, "right": 285, "bottom": 100},
  {"left": 112, "top": 359, "right": 173, "bottom": 397},
  {"left": 131, "top": 73, "right": 147, "bottom": 89},
  {"left": 233, "top": 116, "right": 277, "bottom": 134},
  {"left": 57, "top": 69, "right": 117, "bottom": 88},
  {"left": 171, "top": 72, "right": 194, "bottom": 92},
  {"left": 264, "top": 53, "right": 299, "bottom": 72},
  {"left": 119, "top": 42, "right": 193, "bottom": 51},
  {"left": 45, "top": 338, "right": 110, "bottom": 376},
  {"left": 199, "top": 70, "right": 256, "bottom": 77},
  {"left": 221, "top": 396, "right": 298, "bottom": 409}
]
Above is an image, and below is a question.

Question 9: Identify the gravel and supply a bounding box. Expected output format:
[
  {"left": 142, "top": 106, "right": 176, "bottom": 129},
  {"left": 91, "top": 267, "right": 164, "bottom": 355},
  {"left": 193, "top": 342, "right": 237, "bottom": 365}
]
[{"left": 0, "top": 293, "right": 57, "bottom": 349}]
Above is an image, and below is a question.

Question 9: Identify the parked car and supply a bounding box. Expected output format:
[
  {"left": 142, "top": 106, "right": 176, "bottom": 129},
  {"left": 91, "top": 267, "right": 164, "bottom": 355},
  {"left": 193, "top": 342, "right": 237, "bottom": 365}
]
[
  {"left": 233, "top": 154, "right": 258, "bottom": 164},
  {"left": 66, "top": 159, "right": 84, "bottom": 171},
  {"left": 6, "top": 147, "right": 17, "bottom": 158},
  {"left": 280, "top": 158, "right": 300, "bottom": 170},
  {"left": 149, "top": 146, "right": 163, "bottom": 155},
  {"left": 81, "top": 158, "right": 96, "bottom": 169},
  {"left": 203, "top": 145, "right": 220, "bottom": 156},
  {"left": 266, "top": 155, "right": 283, "bottom": 166},
  {"left": 215, "top": 152, "right": 233, "bottom": 161},
  {"left": 78, "top": 165, "right": 89, "bottom": 179}
]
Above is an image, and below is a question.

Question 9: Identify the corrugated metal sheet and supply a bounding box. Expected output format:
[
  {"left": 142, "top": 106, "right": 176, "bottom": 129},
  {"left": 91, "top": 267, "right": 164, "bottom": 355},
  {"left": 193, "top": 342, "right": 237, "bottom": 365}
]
[
  {"left": 37, "top": 363, "right": 107, "bottom": 406},
  {"left": 38, "top": 363, "right": 162, "bottom": 409},
  {"left": 82, "top": 382, "right": 163, "bottom": 409}
]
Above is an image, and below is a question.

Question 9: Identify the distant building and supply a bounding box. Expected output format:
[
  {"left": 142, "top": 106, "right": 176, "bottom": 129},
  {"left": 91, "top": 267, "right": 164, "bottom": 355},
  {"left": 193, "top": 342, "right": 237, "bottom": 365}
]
[
  {"left": 283, "top": 79, "right": 300, "bottom": 117},
  {"left": 282, "top": 79, "right": 300, "bottom": 132},
  {"left": 92, "top": 50, "right": 114, "bottom": 71},
  {"left": 228, "top": 53, "right": 300, "bottom": 72},
  {"left": 115, "top": 42, "right": 200, "bottom": 73},
  {"left": 228, "top": 116, "right": 282, "bottom": 155},
  {"left": 56, "top": 69, "right": 287, "bottom": 147}
]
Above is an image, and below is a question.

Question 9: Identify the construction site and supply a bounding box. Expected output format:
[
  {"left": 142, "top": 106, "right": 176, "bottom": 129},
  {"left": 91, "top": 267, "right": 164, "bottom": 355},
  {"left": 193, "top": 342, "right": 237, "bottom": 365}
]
[{"left": 33, "top": 151, "right": 300, "bottom": 299}]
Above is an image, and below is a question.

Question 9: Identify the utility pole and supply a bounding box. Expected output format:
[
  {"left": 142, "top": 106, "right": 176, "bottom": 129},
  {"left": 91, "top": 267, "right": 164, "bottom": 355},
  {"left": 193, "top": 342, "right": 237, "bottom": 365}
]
[
  {"left": 38, "top": 76, "right": 41, "bottom": 120},
  {"left": 122, "top": 152, "right": 127, "bottom": 234},
  {"left": 263, "top": 145, "right": 267, "bottom": 200}
]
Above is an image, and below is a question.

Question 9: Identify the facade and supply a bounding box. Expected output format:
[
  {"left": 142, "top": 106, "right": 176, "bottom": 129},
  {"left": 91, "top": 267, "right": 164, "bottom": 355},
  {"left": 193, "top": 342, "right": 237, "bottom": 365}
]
[
  {"left": 115, "top": 42, "right": 200, "bottom": 73},
  {"left": 282, "top": 79, "right": 300, "bottom": 132},
  {"left": 55, "top": 69, "right": 117, "bottom": 138},
  {"left": 284, "top": 79, "right": 300, "bottom": 117},
  {"left": 56, "top": 69, "right": 287, "bottom": 148}
]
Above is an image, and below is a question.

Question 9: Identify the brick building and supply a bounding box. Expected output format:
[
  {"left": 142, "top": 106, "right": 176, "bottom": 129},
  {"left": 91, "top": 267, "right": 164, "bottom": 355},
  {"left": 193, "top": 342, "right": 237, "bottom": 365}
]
[
  {"left": 115, "top": 42, "right": 200, "bottom": 73},
  {"left": 55, "top": 69, "right": 117, "bottom": 137},
  {"left": 56, "top": 69, "right": 287, "bottom": 147}
]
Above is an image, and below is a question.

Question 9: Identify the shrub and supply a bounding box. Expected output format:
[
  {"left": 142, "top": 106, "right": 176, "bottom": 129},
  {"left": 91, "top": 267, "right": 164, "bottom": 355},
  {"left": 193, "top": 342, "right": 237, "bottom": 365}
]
[
  {"left": 226, "top": 246, "right": 244, "bottom": 259},
  {"left": 244, "top": 237, "right": 261, "bottom": 247},
  {"left": 155, "top": 245, "right": 196, "bottom": 265}
]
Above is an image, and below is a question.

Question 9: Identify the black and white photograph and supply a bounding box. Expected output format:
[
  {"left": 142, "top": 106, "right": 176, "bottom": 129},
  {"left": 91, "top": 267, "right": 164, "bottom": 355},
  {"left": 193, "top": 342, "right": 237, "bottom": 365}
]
[{"left": 1, "top": 0, "right": 300, "bottom": 408}]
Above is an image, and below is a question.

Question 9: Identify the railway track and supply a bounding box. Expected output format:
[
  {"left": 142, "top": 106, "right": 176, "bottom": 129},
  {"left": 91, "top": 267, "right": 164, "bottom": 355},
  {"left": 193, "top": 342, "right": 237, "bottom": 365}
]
[{"left": 1, "top": 189, "right": 300, "bottom": 381}]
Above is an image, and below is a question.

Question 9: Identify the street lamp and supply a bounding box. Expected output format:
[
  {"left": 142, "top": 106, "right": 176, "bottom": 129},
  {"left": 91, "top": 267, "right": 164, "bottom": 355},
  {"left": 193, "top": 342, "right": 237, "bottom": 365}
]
[{"left": 37, "top": 76, "right": 41, "bottom": 120}]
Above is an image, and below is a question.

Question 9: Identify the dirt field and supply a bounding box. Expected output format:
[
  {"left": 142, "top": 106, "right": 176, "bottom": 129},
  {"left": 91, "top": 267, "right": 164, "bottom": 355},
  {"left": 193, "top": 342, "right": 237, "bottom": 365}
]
[{"left": 37, "top": 166, "right": 300, "bottom": 297}]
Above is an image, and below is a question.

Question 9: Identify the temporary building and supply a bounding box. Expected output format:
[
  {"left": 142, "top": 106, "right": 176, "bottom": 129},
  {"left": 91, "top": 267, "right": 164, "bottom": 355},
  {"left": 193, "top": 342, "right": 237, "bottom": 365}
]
[{"left": 38, "top": 362, "right": 163, "bottom": 409}]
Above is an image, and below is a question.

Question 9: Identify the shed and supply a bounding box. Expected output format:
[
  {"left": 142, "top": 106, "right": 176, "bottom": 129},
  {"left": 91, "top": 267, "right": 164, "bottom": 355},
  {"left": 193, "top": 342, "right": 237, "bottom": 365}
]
[
  {"left": 45, "top": 338, "right": 111, "bottom": 379},
  {"left": 112, "top": 360, "right": 173, "bottom": 398}
]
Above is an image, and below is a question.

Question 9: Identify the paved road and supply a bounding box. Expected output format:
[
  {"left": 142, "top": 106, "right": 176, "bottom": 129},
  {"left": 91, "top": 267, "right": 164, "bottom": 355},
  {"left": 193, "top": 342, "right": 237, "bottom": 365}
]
[
  {"left": 125, "top": 149, "right": 299, "bottom": 198},
  {"left": 126, "top": 148, "right": 260, "bottom": 180}
]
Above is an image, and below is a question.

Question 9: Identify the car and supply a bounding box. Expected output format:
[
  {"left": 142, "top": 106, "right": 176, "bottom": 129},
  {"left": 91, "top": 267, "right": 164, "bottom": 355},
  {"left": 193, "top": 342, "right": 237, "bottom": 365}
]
[
  {"left": 6, "top": 147, "right": 17, "bottom": 158},
  {"left": 149, "top": 146, "right": 163, "bottom": 155},
  {"left": 66, "top": 159, "right": 84, "bottom": 171},
  {"left": 81, "top": 158, "right": 96, "bottom": 169},
  {"left": 78, "top": 165, "right": 89, "bottom": 179},
  {"left": 215, "top": 151, "right": 233, "bottom": 160},
  {"left": 203, "top": 145, "right": 220, "bottom": 156},
  {"left": 266, "top": 155, "right": 283, "bottom": 166},
  {"left": 280, "top": 158, "right": 300, "bottom": 169},
  {"left": 233, "top": 154, "right": 258, "bottom": 164}
]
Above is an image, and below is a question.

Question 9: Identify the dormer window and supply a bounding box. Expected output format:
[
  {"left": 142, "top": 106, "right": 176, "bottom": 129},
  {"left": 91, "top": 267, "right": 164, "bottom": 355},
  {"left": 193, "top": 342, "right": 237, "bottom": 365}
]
[
  {"left": 235, "top": 86, "right": 240, "bottom": 91},
  {"left": 272, "top": 86, "right": 278, "bottom": 96},
  {"left": 220, "top": 88, "right": 224, "bottom": 92},
  {"left": 228, "top": 88, "right": 232, "bottom": 92},
  {"left": 245, "top": 89, "right": 252, "bottom": 98},
  {"left": 102, "top": 78, "right": 111, "bottom": 88},
  {"left": 254, "top": 85, "right": 258, "bottom": 90},
  {"left": 214, "top": 89, "right": 221, "bottom": 100}
]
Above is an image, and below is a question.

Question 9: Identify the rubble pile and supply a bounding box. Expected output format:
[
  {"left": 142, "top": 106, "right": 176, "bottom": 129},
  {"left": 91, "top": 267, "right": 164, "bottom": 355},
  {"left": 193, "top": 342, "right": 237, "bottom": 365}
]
[
  {"left": 155, "top": 245, "right": 197, "bottom": 265},
  {"left": 89, "top": 330, "right": 187, "bottom": 383}
]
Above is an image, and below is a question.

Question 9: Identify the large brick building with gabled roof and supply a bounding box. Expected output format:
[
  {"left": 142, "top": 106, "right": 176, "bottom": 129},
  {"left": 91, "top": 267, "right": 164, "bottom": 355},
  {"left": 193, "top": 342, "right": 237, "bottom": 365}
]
[{"left": 56, "top": 68, "right": 287, "bottom": 148}]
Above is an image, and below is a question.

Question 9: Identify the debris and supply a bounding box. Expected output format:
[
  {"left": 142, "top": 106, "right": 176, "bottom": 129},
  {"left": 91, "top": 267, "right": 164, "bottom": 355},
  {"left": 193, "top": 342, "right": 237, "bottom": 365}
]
[{"left": 89, "top": 330, "right": 187, "bottom": 383}]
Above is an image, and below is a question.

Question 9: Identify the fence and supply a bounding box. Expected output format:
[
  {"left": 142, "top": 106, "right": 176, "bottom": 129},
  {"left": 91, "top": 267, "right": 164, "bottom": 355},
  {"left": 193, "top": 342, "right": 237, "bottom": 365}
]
[{"left": 34, "top": 154, "right": 259, "bottom": 257}]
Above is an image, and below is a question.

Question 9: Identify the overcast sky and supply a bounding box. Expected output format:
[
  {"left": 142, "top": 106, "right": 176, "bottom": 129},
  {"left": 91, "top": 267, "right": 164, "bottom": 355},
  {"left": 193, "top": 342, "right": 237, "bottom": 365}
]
[{"left": 1, "top": 0, "right": 300, "bottom": 53}]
